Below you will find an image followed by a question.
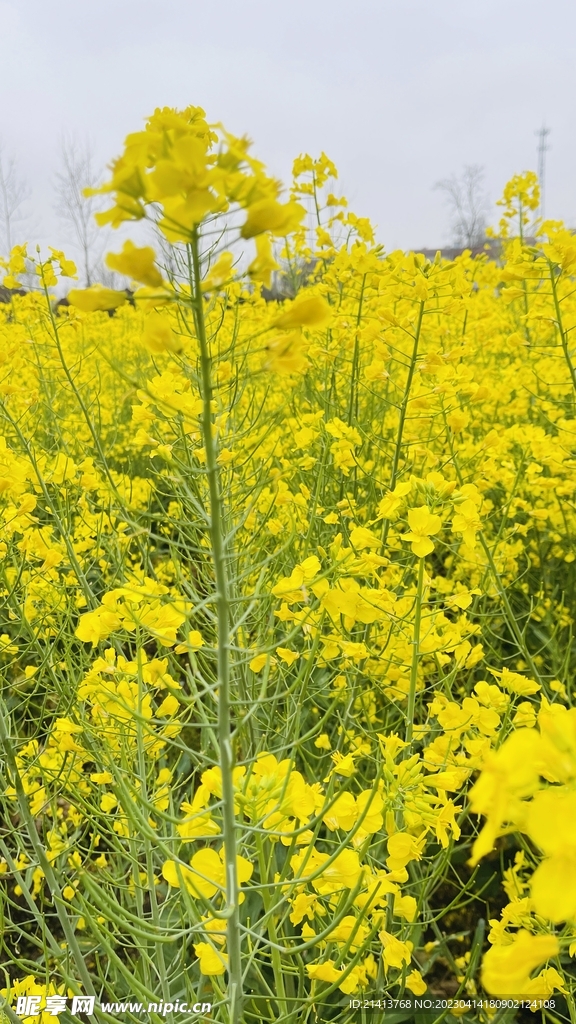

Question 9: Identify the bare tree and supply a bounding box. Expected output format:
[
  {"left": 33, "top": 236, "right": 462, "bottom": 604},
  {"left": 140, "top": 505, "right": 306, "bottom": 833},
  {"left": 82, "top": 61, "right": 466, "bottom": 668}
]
[
  {"left": 0, "top": 143, "right": 31, "bottom": 255},
  {"left": 434, "top": 164, "right": 488, "bottom": 249},
  {"left": 54, "top": 137, "right": 105, "bottom": 286}
]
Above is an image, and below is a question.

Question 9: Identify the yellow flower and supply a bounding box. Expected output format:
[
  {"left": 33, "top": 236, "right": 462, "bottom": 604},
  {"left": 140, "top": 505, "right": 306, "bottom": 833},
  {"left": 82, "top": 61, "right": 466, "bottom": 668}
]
[
  {"left": 159, "top": 191, "right": 223, "bottom": 241},
  {"left": 276, "top": 647, "right": 300, "bottom": 666},
  {"left": 379, "top": 930, "right": 413, "bottom": 970},
  {"left": 3, "top": 273, "right": 22, "bottom": 289},
  {"left": 241, "top": 198, "right": 305, "bottom": 239},
  {"left": 156, "top": 694, "right": 179, "bottom": 717},
  {"left": 248, "top": 234, "right": 278, "bottom": 288},
  {"left": 327, "top": 915, "right": 369, "bottom": 951},
  {"left": 201, "top": 252, "right": 235, "bottom": 292},
  {"left": 313, "top": 849, "right": 363, "bottom": 894},
  {"left": 193, "top": 942, "right": 228, "bottom": 976},
  {"left": 524, "top": 967, "right": 567, "bottom": 997},
  {"left": 323, "top": 792, "right": 357, "bottom": 831},
  {"left": 474, "top": 681, "right": 510, "bottom": 713},
  {"left": 8, "top": 243, "right": 27, "bottom": 273},
  {"left": 349, "top": 525, "right": 381, "bottom": 550},
  {"left": 75, "top": 607, "right": 121, "bottom": 645},
  {"left": 162, "top": 848, "right": 252, "bottom": 898},
  {"left": 521, "top": 788, "right": 576, "bottom": 922},
  {"left": 141, "top": 311, "right": 183, "bottom": 355},
  {"left": 327, "top": 751, "right": 357, "bottom": 778},
  {"left": 188, "top": 622, "right": 203, "bottom": 647},
  {"left": 270, "top": 556, "right": 321, "bottom": 602},
  {"left": 451, "top": 499, "right": 482, "bottom": 547},
  {"left": 386, "top": 832, "right": 425, "bottom": 871},
  {"left": 177, "top": 789, "right": 220, "bottom": 840},
  {"left": 202, "top": 916, "right": 227, "bottom": 944},
  {"left": 406, "top": 970, "right": 427, "bottom": 995},
  {"left": 264, "top": 330, "right": 310, "bottom": 375},
  {"left": 289, "top": 893, "right": 322, "bottom": 925},
  {"left": 106, "top": 241, "right": 164, "bottom": 287},
  {"left": 355, "top": 790, "right": 384, "bottom": 836},
  {"left": 403, "top": 506, "right": 442, "bottom": 557},
  {"left": 249, "top": 652, "right": 276, "bottom": 673},
  {"left": 482, "top": 930, "right": 559, "bottom": 997},
  {"left": 305, "top": 960, "right": 342, "bottom": 985},
  {"left": 513, "top": 702, "right": 537, "bottom": 728},
  {"left": 306, "top": 955, "right": 369, "bottom": 994},
  {"left": 468, "top": 729, "right": 543, "bottom": 865},
  {"left": 394, "top": 894, "right": 418, "bottom": 922},
  {"left": 272, "top": 294, "right": 332, "bottom": 329},
  {"left": 446, "top": 409, "right": 470, "bottom": 434},
  {"left": 68, "top": 285, "right": 128, "bottom": 312},
  {"left": 492, "top": 667, "right": 540, "bottom": 696},
  {"left": 314, "top": 732, "right": 331, "bottom": 751},
  {"left": 48, "top": 247, "right": 77, "bottom": 278},
  {"left": 530, "top": 851, "right": 576, "bottom": 923},
  {"left": 175, "top": 629, "right": 204, "bottom": 655}
]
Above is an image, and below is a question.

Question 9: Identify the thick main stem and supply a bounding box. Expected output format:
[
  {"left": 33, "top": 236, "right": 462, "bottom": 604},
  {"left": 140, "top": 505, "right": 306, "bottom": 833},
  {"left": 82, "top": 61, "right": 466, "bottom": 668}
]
[{"left": 190, "top": 230, "right": 242, "bottom": 1023}]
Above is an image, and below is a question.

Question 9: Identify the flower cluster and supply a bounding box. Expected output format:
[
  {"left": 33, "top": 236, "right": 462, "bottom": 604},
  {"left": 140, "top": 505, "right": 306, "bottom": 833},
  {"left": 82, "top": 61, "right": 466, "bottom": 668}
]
[{"left": 0, "top": 112, "right": 575, "bottom": 1020}]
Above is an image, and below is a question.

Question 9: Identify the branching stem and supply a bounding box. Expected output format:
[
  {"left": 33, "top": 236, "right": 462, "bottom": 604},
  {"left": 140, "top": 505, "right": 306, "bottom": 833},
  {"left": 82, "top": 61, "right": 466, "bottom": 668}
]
[{"left": 189, "top": 228, "right": 242, "bottom": 1024}]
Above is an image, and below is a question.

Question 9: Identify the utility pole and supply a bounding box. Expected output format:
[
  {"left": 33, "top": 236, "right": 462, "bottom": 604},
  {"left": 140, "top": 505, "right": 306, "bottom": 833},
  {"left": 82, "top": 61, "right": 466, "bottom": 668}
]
[{"left": 535, "top": 124, "right": 551, "bottom": 221}]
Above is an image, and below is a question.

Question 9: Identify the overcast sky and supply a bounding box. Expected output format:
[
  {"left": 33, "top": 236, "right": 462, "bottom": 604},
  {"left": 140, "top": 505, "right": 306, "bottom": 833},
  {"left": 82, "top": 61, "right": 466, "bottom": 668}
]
[{"left": 1, "top": 0, "right": 575, "bottom": 261}]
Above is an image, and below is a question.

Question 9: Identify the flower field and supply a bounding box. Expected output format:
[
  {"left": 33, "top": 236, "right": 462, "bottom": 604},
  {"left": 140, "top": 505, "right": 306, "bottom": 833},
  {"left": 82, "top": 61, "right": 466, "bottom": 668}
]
[{"left": 1, "top": 106, "right": 576, "bottom": 1024}]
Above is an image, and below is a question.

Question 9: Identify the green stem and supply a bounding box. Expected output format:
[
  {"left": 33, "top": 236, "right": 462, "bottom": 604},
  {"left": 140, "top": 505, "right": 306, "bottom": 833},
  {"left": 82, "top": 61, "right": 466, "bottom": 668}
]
[
  {"left": 549, "top": 259, "right": 576, "bottom": 406},
  {"left": 255, "top": 837, "right": 289, "bottom": 1020},
  {"left": 380, "top": 300, "right": 425, "bottom": 554},
  {"left": 189, "top": 228, "right": 242, "bottom": 1024},
  {"left": 347, "top": 273, "right": 367, "bottom": 428},
  {"left": 406, "top": 556, "right": 425, "bottom": 745},
  {"left": 389, "top": 301, "right": 425, "bottom": 492},
  {"left": 479, "top": 535, "right": 544, "bottom": 688},
  {"left": 136, "top": 642, "right": 170, "bottom": 1004}
]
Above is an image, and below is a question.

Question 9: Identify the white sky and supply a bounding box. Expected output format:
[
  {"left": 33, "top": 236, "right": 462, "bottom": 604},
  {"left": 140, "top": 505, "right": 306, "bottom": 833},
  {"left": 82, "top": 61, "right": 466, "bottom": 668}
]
[{"left": 1, "top": 0, "right": 575, "bottom": 258}]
